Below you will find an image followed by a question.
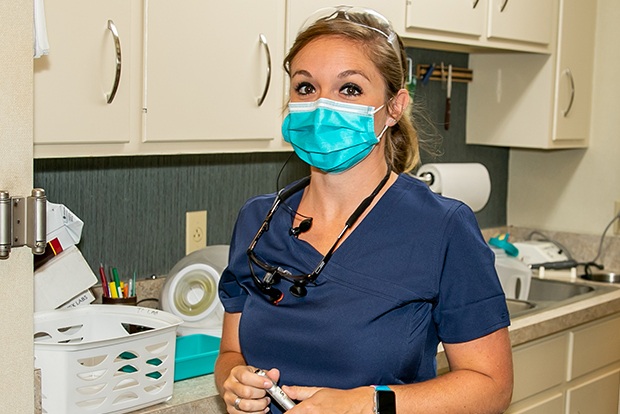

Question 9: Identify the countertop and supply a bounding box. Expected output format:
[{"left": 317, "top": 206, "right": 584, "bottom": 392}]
[{"left": 132, "top": 277, "right": 620, "bottom": 414}]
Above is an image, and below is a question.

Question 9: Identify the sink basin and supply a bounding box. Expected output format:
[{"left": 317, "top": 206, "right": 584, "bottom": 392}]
[
  {"left": 505, "top": 277, "right": 616, "bottom": 320},
  {"left": 581, "top": 272, "right": 620, "bottom": 284},
  {"left": 527, "top": 278, "right": 594, "bottom": 302},
  {"left": 506, "top": 299, "right": 537, "bottom": 317}
]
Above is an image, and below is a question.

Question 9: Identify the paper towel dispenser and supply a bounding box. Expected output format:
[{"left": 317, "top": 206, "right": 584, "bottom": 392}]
[{"left": 415, "top": 163, "right": 491, "bottom": 212}]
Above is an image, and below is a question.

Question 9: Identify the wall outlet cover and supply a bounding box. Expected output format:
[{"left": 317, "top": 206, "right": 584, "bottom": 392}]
[{"left": 186, "top": 210, "right": 207, "bottom": 255}]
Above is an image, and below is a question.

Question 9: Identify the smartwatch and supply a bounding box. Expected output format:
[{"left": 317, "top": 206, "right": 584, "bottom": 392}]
[{"left": 373, "top": 385, "right": 396, "bottom": 414}]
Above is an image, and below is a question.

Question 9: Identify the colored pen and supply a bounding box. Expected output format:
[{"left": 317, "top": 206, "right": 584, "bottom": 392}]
[
  {"left": 112, "top": 268, "right": 122, "bottom": 298},
  {"left": 99, "top": 263, "right": 109, "bottom": 297},
  {"left": 132, "top": 271, "right": 137, "bottom": 297},
  {"left": 109, "top": 281, "right": 118, "bottom": 298}
]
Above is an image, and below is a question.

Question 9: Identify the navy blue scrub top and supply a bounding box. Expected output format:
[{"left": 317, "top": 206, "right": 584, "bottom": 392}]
[{"left": 219, "top": 173, "right": 509, "bottom": 412}]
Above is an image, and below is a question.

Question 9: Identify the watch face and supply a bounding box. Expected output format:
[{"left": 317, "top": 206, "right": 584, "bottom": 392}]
[{"left": 376, "top": 390, "right": 396, "bottom": 414}]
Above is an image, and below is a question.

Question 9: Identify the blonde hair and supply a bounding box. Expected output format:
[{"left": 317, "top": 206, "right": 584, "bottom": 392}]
[{"left": 284, "top": 13, "right": 420, "bottom": 173}]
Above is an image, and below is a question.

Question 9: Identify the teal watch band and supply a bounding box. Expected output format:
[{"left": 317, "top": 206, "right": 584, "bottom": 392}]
[
  {"left": 374, "top": 385, "right": 392, "bottom": 392},
  {"left": 373, "top": 385, "right": 396, "bottom": 414}
]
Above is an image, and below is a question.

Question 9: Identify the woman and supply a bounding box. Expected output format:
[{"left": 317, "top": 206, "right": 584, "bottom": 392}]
[{"left": 215, "top": 6, "right": 513, "bottom": 414}]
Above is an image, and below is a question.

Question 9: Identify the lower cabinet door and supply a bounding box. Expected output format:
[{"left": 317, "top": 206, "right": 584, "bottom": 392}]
[
  {"left": 567, "top": 370, "right": 620, "bottom": 414},
  {"left": 511, "top": 333, "right": 568, "bottom": 404}
]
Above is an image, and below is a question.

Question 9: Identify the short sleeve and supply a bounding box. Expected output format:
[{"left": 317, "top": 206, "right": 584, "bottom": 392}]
[
  {"left": 432, "top": 204, "right": 510, "bottom": 344},
  {"left": 218, "top": 205, "right": 254, "bottom": 313}
]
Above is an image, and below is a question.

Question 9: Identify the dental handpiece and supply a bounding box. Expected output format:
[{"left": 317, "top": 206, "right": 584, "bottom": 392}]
[{"left": 255, "top": 369, "right": 296, "bottom": 411}]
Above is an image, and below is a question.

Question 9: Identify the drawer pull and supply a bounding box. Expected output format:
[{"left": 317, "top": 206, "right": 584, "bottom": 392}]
[{"left": 500, "top": 0, "right": 509, "bottom": 13}]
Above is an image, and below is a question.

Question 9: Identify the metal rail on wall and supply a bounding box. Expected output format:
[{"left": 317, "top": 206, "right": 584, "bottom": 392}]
[{"left": 416, "top": 63, "right": 473, "bottom": 84}]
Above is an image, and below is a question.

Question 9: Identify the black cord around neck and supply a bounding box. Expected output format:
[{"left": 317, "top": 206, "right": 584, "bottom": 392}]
[{"left": 344, "top": 166, "right": 392, "bottom": 228}]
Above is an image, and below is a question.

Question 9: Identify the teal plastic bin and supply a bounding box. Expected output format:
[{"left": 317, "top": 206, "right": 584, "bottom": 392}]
[{"left": 174, "top": 334, "right": 221, "bottom": 381}]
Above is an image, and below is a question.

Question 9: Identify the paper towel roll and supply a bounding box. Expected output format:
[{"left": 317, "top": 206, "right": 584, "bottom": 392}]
[{"left": 417, "top": 163, "right": 491, "bottom": 212}]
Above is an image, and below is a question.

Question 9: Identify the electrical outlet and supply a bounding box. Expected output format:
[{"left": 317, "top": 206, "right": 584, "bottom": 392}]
[
  {"left": 186, "top": 210, "right": 207, "bottom": 255},
  {"left": 614, "top": 201, "right": 620, "bottom": 235}
]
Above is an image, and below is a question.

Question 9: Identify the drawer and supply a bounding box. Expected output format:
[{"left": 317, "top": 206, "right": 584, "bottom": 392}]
[
  {"left": 570, "top": 315, "right": 620, "bottom": 380},
  {"left": 512, "top": 333, "right": 569, "bottom": 403},
  {"left": 506, "top": 392, "right": 563, "bottom": 414}
]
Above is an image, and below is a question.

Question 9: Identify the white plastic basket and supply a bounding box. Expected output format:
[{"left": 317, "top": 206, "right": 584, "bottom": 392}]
[{"left": 34, "top": 305, "right": 182, "bottom": 414}]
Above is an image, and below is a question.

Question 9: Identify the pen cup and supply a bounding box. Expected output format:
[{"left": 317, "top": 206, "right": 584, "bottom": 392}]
[{"left": 102, "top": 296, "right": 137, "bottom": 306}]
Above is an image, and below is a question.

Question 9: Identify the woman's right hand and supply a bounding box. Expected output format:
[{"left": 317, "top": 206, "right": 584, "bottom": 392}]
[{"left": 222, "top": 365, "right": 280, "bottom": 413}]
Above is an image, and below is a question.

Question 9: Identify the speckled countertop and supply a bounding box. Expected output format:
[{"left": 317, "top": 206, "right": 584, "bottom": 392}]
[
  {"left": 130, "top": 375, "right": 224, "bottom": 414},
  {"left": 128, "top": 276, "right": 620, "bottom": 414}
]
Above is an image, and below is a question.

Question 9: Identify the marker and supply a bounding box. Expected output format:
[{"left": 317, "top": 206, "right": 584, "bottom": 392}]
[
  {"left": 112, "top": 268, "right": 122, "bottom": 298},
  {"left": 109, "top": 281, "right": 118, "bottom": 298},
  {"left": 98, "top": 264, "right": 109, "bottom": 297},
  {"left": 132, "top": 271, "right": 137, "bottom": 297}
]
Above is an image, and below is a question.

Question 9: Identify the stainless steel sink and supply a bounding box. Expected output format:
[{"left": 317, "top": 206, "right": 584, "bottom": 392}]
[
  {"left": 506, "top": 299, "right": 537, "bottom": 317},
  {"left": 527, "top": 278, "right": 594, "bottom": 302},
  {"left": 506, "top": 277, "right": 616, "bottom": 319}
]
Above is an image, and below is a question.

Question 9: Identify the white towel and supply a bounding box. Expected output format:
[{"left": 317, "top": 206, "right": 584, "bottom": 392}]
[{"left": 33, "top": 0, "right": 49, "bottom": 58}]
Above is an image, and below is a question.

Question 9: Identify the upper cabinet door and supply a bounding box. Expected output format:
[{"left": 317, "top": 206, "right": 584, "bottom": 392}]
[
  {"left": 142, "top": 0, "right": 284, "bottom": 144},
  {"left": 402, "top": 0, "right": 555, "bottom": 53},
  {"left": 34, "top": 0, "right": 133, "bottom": 146},
  {"left": 553, "top": 0, "right": 597, "bottom": 142},
  {"left": 487, "top": 0, "right": 554, "bottom": 45},
  {"left": 406, "top": 0, "right": 487, "bottom": 38}
]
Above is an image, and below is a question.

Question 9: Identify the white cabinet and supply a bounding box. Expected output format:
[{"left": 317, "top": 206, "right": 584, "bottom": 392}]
[
  {"left": 552, "top": 0, "right": 598, "bottom": 142},
  {"left": 32, "top": 0, "right": 592, "bottom": 155},
  {"left": 510, "top": 334, "right": 568, "bottom": 404},
  {"left": 486, "top": 0, "right": 554, "bottom": 45},
  {"left": 142, "top": 0, "right": 285, "bottom": 150},
  {"left": 405, "top": 0, "right": 486, "bottom": 38},
  {"left": 289, "top": 0, "right": 554, "bottom": 54},
  {"left": 506, "top": 313, "right": 620, "bottom": 413},
  {"left": 34, "top": 0, "right": 288, "bottom": 158},
  {"left": 466, "top": 0, "right": 597, "bottom": 149},
  {"left": 566, "top": 370, "right": 620, "bottom": 414},
  {"left": 404, "top": 0, "right": 555, "bottom": 53},
  {"left": 507, "top": 393, "right": 563, "bottom": 414},
  {"left": 34, "top": 0, "right": 133, "bottom": 150}
]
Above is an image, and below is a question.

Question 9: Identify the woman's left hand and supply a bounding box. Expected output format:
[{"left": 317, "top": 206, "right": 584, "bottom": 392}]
[{"left": 283, "top": 385, "right": 374, "bottom": 413}]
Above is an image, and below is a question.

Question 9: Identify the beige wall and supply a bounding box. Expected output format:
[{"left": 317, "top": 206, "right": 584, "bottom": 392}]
[
  {"left": 0, "top": 0, "right": 35, "bottom": 412},
  {"left": 508, "top": 0, "right": 620, "bottom": 236}
]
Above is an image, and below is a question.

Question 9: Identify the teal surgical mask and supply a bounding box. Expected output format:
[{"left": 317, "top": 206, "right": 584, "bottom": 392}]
[{"left": 282, "top": 98, "right": 388, "bottom": 173}]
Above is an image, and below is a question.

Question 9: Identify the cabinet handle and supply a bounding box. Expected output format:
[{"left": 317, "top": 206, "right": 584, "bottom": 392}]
[
  {"left": 562, "top": 68, "right": 575, "bottom": 117},
  {"left": 106, "top": 20, "right": 122, "bottom": 104},
  {"left": 257, "top": 34, "right": 272, "bottom": 107},
  {"left": 473, "top": 0, "right": 480, "bottom": 9},
  {"left": 500, "top": 0, "right": 509, "bottom": 12}
]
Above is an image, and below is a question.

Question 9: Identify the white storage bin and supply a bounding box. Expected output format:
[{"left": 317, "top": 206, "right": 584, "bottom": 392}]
[{"left": 34, "top": 305, "right": 182, "bottom": 414}]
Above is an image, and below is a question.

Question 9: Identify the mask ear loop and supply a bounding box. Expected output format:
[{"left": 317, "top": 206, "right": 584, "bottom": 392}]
[
  {"left": 373, "top": 101, "right": 395, "bottom": 140},
  {"left": 377, "top": 124, "right": 389, "bottom": 140}
]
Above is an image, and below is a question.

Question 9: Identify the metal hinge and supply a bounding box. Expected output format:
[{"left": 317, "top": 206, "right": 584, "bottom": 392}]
[{"left": 0, "top": 188, "right": 47, "bottom": 260}]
